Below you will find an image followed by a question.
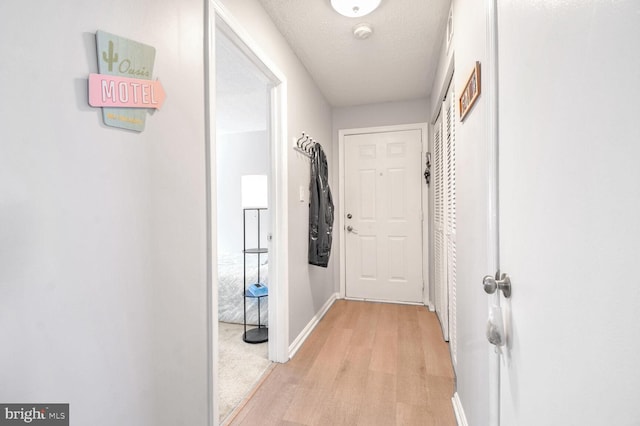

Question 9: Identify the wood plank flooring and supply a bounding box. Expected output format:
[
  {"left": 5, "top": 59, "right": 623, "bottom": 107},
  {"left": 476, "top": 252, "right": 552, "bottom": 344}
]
[{"left": 227, "top": 300, "right": 456, "bottom": 426}]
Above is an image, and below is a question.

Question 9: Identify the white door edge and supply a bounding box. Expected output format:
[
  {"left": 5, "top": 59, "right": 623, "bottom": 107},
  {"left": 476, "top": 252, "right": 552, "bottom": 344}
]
[
  {"left": 485, "top": 0, "right": 500, "bottom": 425},
  {"left": 338, "top": 122, "right": 429, "bottom": 302},
  {"left": 207, "top": 1, "right": 290, "bottom": 424}
]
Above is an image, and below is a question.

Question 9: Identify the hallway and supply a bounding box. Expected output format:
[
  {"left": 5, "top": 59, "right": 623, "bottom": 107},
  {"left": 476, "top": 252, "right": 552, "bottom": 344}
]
[
  {"left": 227, "top": 300, "right": 456, "bottom": 425},
  {"left": 1, "top": 1, "right": 638, "bottom": 424}
]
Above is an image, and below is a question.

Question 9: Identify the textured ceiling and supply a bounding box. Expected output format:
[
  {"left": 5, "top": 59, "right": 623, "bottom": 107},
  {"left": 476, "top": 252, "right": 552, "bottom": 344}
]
[
  {"left": 258, "top": 0, "right": 450, "bottom": 107},
  {"left": 216, "top": 27, "right": 270, "bottom": 134}
]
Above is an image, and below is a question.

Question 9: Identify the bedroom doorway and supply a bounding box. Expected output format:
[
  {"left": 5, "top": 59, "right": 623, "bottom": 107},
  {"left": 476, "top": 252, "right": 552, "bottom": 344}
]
[
  {"left": 215, "top": 25, "right": 272, "bottom": 423},
  {"left": 207, "top": 2, "right": 289, "bottom": 424}
]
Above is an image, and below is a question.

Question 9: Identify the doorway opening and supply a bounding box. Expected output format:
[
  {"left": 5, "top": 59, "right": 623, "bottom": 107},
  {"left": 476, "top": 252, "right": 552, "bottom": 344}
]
[
  {"left": 215, "top": 25, "right": 272, "bottom": 423},
  {"left": 206, "top": 1, "right": 289, "bottom": 424}
]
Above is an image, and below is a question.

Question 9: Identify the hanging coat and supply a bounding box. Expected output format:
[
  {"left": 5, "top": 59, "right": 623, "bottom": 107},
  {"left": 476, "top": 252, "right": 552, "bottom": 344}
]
[{"left": 308, "top": 144, "right": 334, "bottom": 267}]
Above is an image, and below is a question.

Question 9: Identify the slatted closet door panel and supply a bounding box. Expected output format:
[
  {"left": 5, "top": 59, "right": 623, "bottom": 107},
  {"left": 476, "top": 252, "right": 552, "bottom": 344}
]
[
  {"left": 433, "top": 110, "right": 448, "bottom": 341},
  {"left": 445, "top": 84, "right": 457, "bottom": 366}
]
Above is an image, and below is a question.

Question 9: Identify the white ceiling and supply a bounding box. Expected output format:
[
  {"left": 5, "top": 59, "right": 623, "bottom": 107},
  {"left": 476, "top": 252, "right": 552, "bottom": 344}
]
[{"left": 258, "top": 0, "right": 451, "bottom": 107}]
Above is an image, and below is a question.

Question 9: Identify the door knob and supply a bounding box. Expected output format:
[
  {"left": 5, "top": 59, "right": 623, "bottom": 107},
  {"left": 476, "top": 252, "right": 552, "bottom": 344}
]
[
  {"left": 483, "top": 272, "right": 512, "bottom": 298},
  {"left": 346, "top": 225, "right": 358, "bottom": 234}
]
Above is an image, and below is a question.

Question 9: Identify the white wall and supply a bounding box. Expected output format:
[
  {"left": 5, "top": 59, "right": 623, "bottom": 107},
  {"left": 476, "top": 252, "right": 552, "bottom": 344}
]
[
  {"left": 332, "top": 98, "right": 431, "bottom": 132},
  {"left": 430, "top": 0, "right": 492, "bottom": 423},
  {"left": 218, "top": 0, "right": 335, "bottom": 346},
  {"left": 217, "top": 131, "right": 269, "bottom": 255},
  {"left": 430, "top": 25, "right": 454, "bottom": 122},
  {"left": 0, "top": 1, "right": 208, "bottom": 425}
]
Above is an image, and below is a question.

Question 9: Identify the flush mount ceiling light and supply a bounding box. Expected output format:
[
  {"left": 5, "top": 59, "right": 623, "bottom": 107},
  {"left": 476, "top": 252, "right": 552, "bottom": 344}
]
[{"left": 331, "top": 0, "right": 381, "bottom": 18}]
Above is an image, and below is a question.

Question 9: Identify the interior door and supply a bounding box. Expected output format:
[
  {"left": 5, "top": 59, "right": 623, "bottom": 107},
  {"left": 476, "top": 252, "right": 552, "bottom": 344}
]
[
  {"left": 433, "top": 110, "right": 449, "bottom": 340},
  {"left": 344, "top": 129, "right": 423, "bottom": 303},
  {"left": 433, "top": 82, "right": 456, "bottom": 343},
  {"left": 496, "top": 2, "right": 640, "bottom": 424},
  {"left": 433, "top": 110, "right": 448, "bottom": 339}
]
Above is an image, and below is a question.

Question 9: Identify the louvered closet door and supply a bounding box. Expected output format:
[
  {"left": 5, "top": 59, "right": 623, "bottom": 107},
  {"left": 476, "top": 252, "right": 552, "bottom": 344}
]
[
  {"left": 433, "top": 110, "right": 448, "bottom": 341},
  {"left": 445, "top": 84, "right": 457, "bottom": 365},
  {"left": 434, "top": 82, "right": 456, "bottom": 346}
]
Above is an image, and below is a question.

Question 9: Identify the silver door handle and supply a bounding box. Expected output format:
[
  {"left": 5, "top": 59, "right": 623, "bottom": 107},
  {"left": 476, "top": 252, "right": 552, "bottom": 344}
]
[
  {"left": 346, "top": 225, "right": 358, "bottom": 234},
  {"left": 483, "top": 272, "right": 512, "bottom": 298}
]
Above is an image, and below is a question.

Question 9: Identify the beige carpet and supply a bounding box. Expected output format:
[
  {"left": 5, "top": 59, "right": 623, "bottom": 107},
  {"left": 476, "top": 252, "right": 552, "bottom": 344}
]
[{"left": 219, "top": 322, "right": 271, "bottom": 423}]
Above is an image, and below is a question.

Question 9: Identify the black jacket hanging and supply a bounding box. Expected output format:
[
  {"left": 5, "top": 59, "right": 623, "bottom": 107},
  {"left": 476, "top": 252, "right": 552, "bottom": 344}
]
[{"left": 308, "top": 143, "right": 334, "bottom": 267}]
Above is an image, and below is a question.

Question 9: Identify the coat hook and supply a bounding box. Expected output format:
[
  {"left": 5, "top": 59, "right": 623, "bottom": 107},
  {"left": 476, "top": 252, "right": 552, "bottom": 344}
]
[
  {"left": 306, "top": 138, "right": 315, "bottom": 154},
  {"left": 301, "top": 136, "right": 311, "bottom": 152},
  {"left": 296, "top": 132, "right": 306, "bottom": 149}
]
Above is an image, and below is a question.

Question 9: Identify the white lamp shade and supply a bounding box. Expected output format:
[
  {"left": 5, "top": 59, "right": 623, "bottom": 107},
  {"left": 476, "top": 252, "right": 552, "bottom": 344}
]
[
  {"left": 331, "top": 0, "right": 381, "bottom": 17},
  {"left": 241, "top": 175, "right": 268, "bottom": 208}
]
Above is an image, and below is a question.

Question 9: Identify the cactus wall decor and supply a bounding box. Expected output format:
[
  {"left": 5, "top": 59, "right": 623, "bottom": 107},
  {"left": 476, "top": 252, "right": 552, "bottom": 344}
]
[{"left": 94, "top": 31, "right": 157, "bottom": 132}]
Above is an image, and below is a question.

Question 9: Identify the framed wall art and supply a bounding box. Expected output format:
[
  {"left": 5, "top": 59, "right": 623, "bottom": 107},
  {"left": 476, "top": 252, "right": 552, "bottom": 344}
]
[{"left": 459, "top": 61, "right": 481, "bottom": 121}]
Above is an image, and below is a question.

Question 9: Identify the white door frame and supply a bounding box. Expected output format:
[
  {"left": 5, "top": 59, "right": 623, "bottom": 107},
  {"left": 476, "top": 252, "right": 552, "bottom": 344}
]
[
  {"left": 338, "top": 123, "right": 429, "bottom": 304},
  {"left": 206, "top": 1, "right": 289, "bottom": 424}
]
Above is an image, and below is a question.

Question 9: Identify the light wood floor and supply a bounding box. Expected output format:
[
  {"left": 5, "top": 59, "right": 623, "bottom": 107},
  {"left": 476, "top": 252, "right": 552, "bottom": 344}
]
[{"left": 227, "top": 300, "right": 456, "bottom": 426}]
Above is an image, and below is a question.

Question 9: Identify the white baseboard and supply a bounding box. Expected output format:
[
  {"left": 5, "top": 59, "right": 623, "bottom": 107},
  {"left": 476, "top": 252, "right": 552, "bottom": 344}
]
[
  {"left": 452, "top": 392, "right": 469, "bottom": 426},
  {"left": 288, "top": 292, "right": 338, "bottom": 358}
]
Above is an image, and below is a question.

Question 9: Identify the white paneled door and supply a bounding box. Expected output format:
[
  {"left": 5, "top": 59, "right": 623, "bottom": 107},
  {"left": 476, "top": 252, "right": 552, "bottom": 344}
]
[
  {"left": 493, "top": 2, "right": 640, "bottom": 424},
  {"left": 344, "top": 129, "right": 423, "bottom": 303}
]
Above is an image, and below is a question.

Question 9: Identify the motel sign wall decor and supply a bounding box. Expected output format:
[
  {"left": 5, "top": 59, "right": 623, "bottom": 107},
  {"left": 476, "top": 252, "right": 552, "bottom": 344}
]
[{"left": 88, "top": 31, "right": 166, "bottom": 132}]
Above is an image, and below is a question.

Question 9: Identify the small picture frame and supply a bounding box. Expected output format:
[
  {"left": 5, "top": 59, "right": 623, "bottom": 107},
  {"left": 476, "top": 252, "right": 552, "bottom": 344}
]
[{"left": 459, "top": 61, "right": 481, "bottom": 121}]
